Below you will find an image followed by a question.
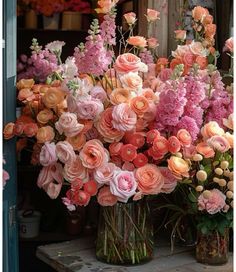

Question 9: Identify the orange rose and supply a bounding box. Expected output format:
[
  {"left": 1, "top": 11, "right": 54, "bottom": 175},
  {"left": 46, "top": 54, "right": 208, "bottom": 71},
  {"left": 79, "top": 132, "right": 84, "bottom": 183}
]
[
  {"left": 167, "top": 156, "right": 190, "bottom": 179},
  {"left": 192, "top": 6, "right": 209, "bottom": 22},
  {"left": 130, "top": 96, "right": 149, "bottom": 117},
  {"left": 3, "top": 122, "right": 15, "bottom": 139},
  {"left": 205, "top": 24, "right": 216, "bottom": 38},
  {"left": 37, "top": 109, "right": 54, "bottom": 124},
  {"left": 202, "top": 14, "right": 213, "bottom": 26},
  {"left": 174, "top": 30, "right": 186, "bottom": 41},
  {"left": 97, "top": 186, "right": 118, "bottom": 206},
  {"left": 67, "top": 133, "right": 86, "bottom": 151},
  {"left": 18, "top": 88, "right": 35, "bottom": 102},
  {"left": 196, "top": 142, "right": 215, "bottom": 158},
  {"left": 127, "top": 36, "right": 147, "bottom": 48},
  {"left": 16, "top": 79, "right": 35, "bottom": 90},
  {"left": 201, "top": 121, "right": 224, "bottom": 139},
  {"left": 42, "top": 87, "right": 65, "bottom": 108},
  {"left": 36, "top": 126, "right": 55, "bottom": 143},
  {"left": 135, "top": 164, "right": 164, "bottom": 194},
  {"left": 109, "top": 88, "right": 131, "bottom": 105}
]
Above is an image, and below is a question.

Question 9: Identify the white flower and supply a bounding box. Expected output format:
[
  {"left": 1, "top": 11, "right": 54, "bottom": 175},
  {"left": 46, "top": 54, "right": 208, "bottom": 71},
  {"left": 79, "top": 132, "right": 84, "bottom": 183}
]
[
  {"left": 62, "top": 57, "right": 78, "bottom": 79},
  {"left": 46, "top": 40, "right": 65, "bottom": 54}
]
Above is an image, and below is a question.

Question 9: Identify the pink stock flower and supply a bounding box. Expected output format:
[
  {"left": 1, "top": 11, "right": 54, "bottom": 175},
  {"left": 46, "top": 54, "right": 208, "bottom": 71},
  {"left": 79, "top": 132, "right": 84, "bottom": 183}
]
[
  {"left": 55, "top": 141, "right": 76, "bottom": 164},
  {"left": 39, "top": 142, "right": 57, "bottom": 166},
  {"left": 110, "top": 170, "right": 137, "bottom": 203},
  {"left": 198, "top": 189, "right": 226, "bottom": 214}
]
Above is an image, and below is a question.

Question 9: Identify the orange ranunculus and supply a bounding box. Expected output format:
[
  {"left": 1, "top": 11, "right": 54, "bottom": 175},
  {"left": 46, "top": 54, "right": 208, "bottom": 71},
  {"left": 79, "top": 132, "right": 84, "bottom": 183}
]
[
  {"left": 97, "top": 186, "right": 118, "bottom": 206},
  {"left": 195, "top": 56, "right": 208, "bottom": 69},
  {"left": 109, "top": 142, "right": 123, "bottom": 156},
  {"left": 37, "top": 109, "right": 54, "bottom": 124},
  {"left": 67, "top": 133, "right": 86, "bottom": 151},
  {"left": 133, "top": 153, "right": 148, "bottom": 168},
  {"left": 13, "top": 122, "right": 25, "bottom": 136},
  {"left": 72, "top": 190, "right": 91, "bottom": 206},
  {"left": 16, "top": 79, "right": 35, "bottom": 90},
  {"left": 124, "top": 131, "right": 145, "bottom": 148},
  {"left": 120, "top": 144, "right": 137, "bottom": 162},
  {"left": 135, "top": 164, "right": 164, "bottom": 194},
  {"left": 42, "top": 87, "right": 65, "bottom": 108},
  {"left": 170, "top": 58, "right": 189, "bottom": 75},
  {"left": 109, "top": 88, "right": 131, "bottom": 105},
  {"left": 146, "top": 129, "right": 160, "bottom": 144},
  {"left": 192, "top": 6, "right": 209, "bottom": 22},
  {"left": 152, "top": 136, "right": 169, "bottom": 155},
  {"left": 23, "top": 123, "right": 38, "bottom": 137},
  {"left": 168, "top": 136, "right": 181, "bottom": 154},
  {"left": 3, "top": 122, "right": 15, "bottom": 139},
  {"left": 18, "top": 88, "right": 35, "bottom": 102},
  {"left": 177, "top": 129, "right": 192, "bottom": 146},
  {"left": 196, "top": 142, "right": 215, "bottom": 158},
  {"left": 201, "top": 121, "right": 224, "bottom": 139},
  {"left": 127, "top": 36, "right": 147, "bottom": 48},
  {"left": 205, "top": 24, "right": 216, "bottom": 38},
  {"left": 36, "top": 126, "right": 55, "bottom": 143},
  {"left": 167, "top": 156, "right": 190, "bottom": 179},
  {"left": 130, "top": 96, "right": 149, "bottom": 117},
  {"left": 83, "top": 180, "right": 98, "bottom": 196}
]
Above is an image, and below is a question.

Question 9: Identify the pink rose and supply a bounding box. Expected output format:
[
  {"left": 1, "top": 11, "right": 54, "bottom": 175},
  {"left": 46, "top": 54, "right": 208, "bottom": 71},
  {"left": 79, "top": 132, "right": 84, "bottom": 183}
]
[
  {"left": 207, "top": 135, "right": 230, "bottom": 153},
  {"left": 189, "top": 41, "right": 207, "bottom": 57},
  {"left": 127, "top": 36, "right": 147, "bottom": 48},
  {"left": 114, "top": 53, "right": 147, "bottom": 74},
  {"left": 120, "top": 72, "right": 143, "bottom": 92},
  {"left": 147, "top": 37, "right": 159, "bottom": 48},
  {"left": 159, "top": 167, "right": 178, "bottom": 194},
  {"left": 55, "top": 112, "right": 84, "bottom": 137},
  {"left": 223, "top": 37, "right": 233, "bottom": 53},
  {"left": 97, "top": 186, "right": 118, "bottom": 206},
  {"left": 56, "top": 141, "right": 76, "bottom": 164},
  {"left": 110, "top": 170, "right": 137, "bottom": 203},
  {"left": 79, "top": 139, "right": 108, "bottom": 169},
  {"left": 94, "top": 162, "right": 119, "bottom": 185},
  {"left": 174, "top": 30, "right": 187, "bottom": 41},
  {"left": 39, "top": 142, "right": 57, "bottom": 166},
  {"left": 77, "top": 99, "right": 104, "bottom": 120},
  {"left": 90, "top": 86, "right": 107, "bottom": 102},
  {"left": 123, "top": 12, "right": 136, "bottom": 25},
  {"left": 146, "top": 8, "right": 160, "bottom": 22},
  {"left": 198, "top": 189, "right": 226, "bottom": 214},
  {"left": 63, "top": 156, "right": 89, "bottom": 182},
  {"left": 112, "top": 103, "right": 137, "bottom": 131},
  {"left": 37, "top": 163, "right": 63, "bottom": 199}
]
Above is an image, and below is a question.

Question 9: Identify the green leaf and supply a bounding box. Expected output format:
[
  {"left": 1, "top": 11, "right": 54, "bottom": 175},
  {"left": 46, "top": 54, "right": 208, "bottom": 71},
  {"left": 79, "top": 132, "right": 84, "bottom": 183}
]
[{"left": 188, "top": 192, "right": 197, "bottom": 203}]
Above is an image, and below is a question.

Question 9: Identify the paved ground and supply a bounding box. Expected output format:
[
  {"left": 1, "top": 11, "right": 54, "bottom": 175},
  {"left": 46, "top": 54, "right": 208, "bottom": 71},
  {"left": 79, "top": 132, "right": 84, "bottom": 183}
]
[{"left": 37, "top": 236, "right": 233, "bottom": 272}]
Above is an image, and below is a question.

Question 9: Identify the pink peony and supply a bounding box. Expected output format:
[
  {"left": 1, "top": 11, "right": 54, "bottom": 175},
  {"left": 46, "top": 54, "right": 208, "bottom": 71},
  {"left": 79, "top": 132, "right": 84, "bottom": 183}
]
[
  {"left": 110, "top": 170, "right": 137, "bottom": 203},
  {"left": 55, "top": 141, "right": 76, "bottom": 164},
  {"left": 39, "top": 142, "right": 58, "bottom": 166},
  {"left": 198, "top": 189, "right": 226, "bottom": 214}
]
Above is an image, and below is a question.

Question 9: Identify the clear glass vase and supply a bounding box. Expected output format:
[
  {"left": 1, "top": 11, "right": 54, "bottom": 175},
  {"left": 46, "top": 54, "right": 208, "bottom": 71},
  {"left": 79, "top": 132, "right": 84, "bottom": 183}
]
[
  {"left": 196, "top": 229, "right": 229, "bottom": 265},
  {"left": 95, "top": 198, "right": 154, "bottom": 265}
]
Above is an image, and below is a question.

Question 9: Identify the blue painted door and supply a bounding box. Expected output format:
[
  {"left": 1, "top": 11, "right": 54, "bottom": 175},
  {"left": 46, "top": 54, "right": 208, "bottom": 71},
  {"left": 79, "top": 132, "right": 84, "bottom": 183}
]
[{"left": 3, "top": 0, "right": 19, "bottom": 271}]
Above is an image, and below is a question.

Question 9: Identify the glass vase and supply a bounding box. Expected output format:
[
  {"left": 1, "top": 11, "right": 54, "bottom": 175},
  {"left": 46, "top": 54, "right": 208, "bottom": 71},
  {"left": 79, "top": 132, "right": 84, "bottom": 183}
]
[
  {"left": 196, "top": 229, "right": 229, "bottom": 265},
  {"left": 95, "top": 198, "right": 154, "bottom": 265}
]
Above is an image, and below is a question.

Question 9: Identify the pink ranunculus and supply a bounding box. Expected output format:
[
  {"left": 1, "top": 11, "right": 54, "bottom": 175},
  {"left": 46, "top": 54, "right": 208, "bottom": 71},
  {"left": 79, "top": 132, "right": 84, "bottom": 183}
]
[
  {"left": 63, "top": 156, "right": 89, "bottom": 183},
  {"left": 159, "top": 167, "right": 178, "bottom": 194},
  {"left": 112, "top": 103, "right": 137, "bottom": 132},
  {"left": 182, "top": 144, "right": 197, "bottom": 159},
  {"left": 94, "top": 162, "right": 119, "bottom": 185},
  {"left": 223, "top": 37, "right": 233, "bottom": 53},
  {"left": 77, "top": 98, "right": 104, "bottom": 120},
  {"left": 39, "top": 142, "right": 57, "bottom": 166},
  {"left": 55, "top": 112, "right": 84, "bottom": 137},
  {"left": 79, "top": 139, "right": 108, "bottom": 169},
  {"left": 114, "top": 53, "right": 147, "bottom": 74},
  {"left": 37, "top": 163, "right": 64, "bottom": 199},
  {"left": 55, "top": 141, "right": 76, "bottom": 164},
  {"left": 110, "top": 170, "right": 137, "bottom": 203},
  {"left": 168, "top": 136, "right": 181, "bottom": 154},
  {"left": 90, "top": 85, "right": 107, "bottom": 102},
  {"left": 207, "top": 135, "right": 230, "bottom": 153},
  {"left": 198, "top": 189, "right": 226, "bottom": 214},
  {"left": 97, "top": 186, "right": 118, "bottom": 206}
]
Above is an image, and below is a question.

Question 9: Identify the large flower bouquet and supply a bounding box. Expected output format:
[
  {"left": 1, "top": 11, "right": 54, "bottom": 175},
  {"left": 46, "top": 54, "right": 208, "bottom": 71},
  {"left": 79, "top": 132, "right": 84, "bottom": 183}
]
[
  {"left": 35, "top": 0, "right": 65, "bottom": 17},
  {"left": 4, "top": 0, "right": 233, "bottom": 264},
  {"left": 63, "top": 0, "right": 91, "bottom": 13}
]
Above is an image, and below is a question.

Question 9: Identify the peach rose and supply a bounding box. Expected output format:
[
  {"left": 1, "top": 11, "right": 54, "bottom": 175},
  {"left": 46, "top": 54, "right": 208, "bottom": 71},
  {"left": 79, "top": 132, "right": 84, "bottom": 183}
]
[
  {"left": 39, "top": 142, "right": 57, "bottom": 166},
  {"left": 114, "top": 53, "right": 147, "bottom": 74},
  {"left": 79, "top": 139, "right": 108, "bottom": 169},
  {"left": 55, "top": 112, "right": 84, "bottom": 137},
  {"left": 37, "top": 109, "right": 54, "bottom": 124},
  {"left": 192, "top": 6, "right": 209, "bottom": 22},
  {"left": 202, "top": 14, "right": 213, "bottom": 25},
  {"left": 167, "top": 156, "right": 190, "bottom": 179},
  {"left": 177, "top": 129, "right": 192, "bottom": 146},
  {"left": 94, "top": 162, "right": 118, "bottom": 185},
  {"left": 196, "top": 142, "right": 215, "bottom": 158},
  {"left": 130, "top": 96, "right": 149, "bottom": 117},
  {"left": 174, "top": 30, "right": 186, "bottom": 40},
  {"left": 201, "top": 121, "right": 225, "bottom": 139},
  {"left": 205, "top": 24, "right": 216, "bottom": 38},
  {"left": 64, "top": 156, "right": 89, "bottom": 182},
  {"left": 66, "top": 133, "right": 86, "bottom": 151},
  {"left": 16, "top": 78, "right": 35, "bottom": 90},
  {"left": 97, "top": 186, "right": 118, "bottom": 206},
  {"left": 135, "top": 164, "right": 164, "bottom": 194},
  {"left": 123, "top": 12, "right": 136, "bottom": 25},
  {"left": 109, "top": 88, "right": 131, "bottom": 105},
  {"left": 142, "top": 88, "right": 158, "bottom": 102},
  {"left": 18, "top": 88, "right": 35, "bottom": 102},
  {"left": 120, "top": 72, "right": 143, "bottom": 92},
  {"left": 3, "top": 122, "right": 15, "bottom": 139},
  {"left": 56, "top": 141, "right": 76, "bottom": 164},
  {"left": 96, "top": 108, "right": 124, "bottom": 143},
  {"left": 42, "top": 87, "right": 65, "bottom": 108},
  {"left": 127, "top": 36, "right": 147, "bottom": 48},
  {"left": 146, "top": 8, "right": 160, "bottom": 22},
  {"left": 183, "top": 52, "right": 196, "bottom": 66},
  {"left": 36, "top": 126, "right": 55, "bottom": 143},
  {"left": 223, "top": 132, "right": 233, "bottom": 148},
  {"left": 189, "top": 41, "right": 207, "bottom": 57},
  {"left": 95, "top": 0, "right": 119, "bottom": 13},
  {"left": 23, "top": 122, "right": 38, "bottom": 137},
  {"left": 112, "top": 103, "right": 137, "bottom": 132}
]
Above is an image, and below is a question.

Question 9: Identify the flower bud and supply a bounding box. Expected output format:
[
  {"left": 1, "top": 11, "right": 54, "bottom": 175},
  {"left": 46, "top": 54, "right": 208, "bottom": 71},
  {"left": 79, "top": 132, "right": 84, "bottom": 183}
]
[
  {"left": 175, "top": 152, "right": 182, "bottom": 158},
  {"left": 223, "top": 169, "right": 231, "bottom": 177},
  {"left": 203, "top": 190, "right": 212, "bottom": 199},
  {"left": 213, "top": 177, "right": 220, "bottom": 183},
  {"left": 196, "top": 170, "right": 207, "bottom": 182},
  {"left": 196, "top": 185, "right": 204, "bottom": 192},
  {"left": 227, "top": 181, "right": 233, "bottom": 191},
  {"left": 192, "top": 154, "right": 203, "bottom": 161},
  {"left": 214, "top": 168, "right": 223, "bottom": 175},
  {"left": 230, "top": 200, "right": 233, "bottom": 208},
  {"left": 226, "top": 191, "right": 233, "bottom": 199},
  {"left": 218, "top": 179, "right": 227, "bottom": 187},
  {"left": 223, "top": 204, "right": 230, "bottom": 213},
  {"left": 220, "top": 160, "right": 229, "bottom": 169},
  {"left": 229, "top": 171, "right": 234, "bottom": 180}
]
